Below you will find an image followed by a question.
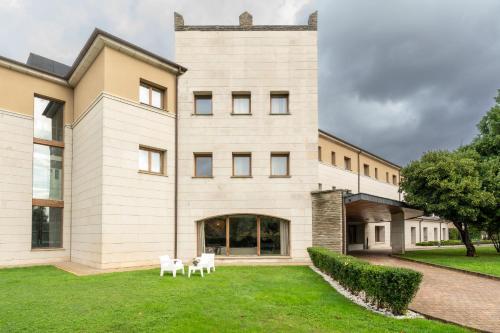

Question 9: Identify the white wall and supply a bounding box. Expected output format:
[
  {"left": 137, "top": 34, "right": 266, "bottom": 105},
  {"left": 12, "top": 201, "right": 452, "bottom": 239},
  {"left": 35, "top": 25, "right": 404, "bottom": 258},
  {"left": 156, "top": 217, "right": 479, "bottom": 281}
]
[
  {"left": 0, "top": 110, "right": 71, "bottom": 266},
  {"left": 99, "top": 96, "right": 176, "bottom": 268},
  {"left": 71, "top": 99, "right": 103, "bottom": 267},
  {"left": 176, "top": 30, "right": 318, "bottom": 262}
]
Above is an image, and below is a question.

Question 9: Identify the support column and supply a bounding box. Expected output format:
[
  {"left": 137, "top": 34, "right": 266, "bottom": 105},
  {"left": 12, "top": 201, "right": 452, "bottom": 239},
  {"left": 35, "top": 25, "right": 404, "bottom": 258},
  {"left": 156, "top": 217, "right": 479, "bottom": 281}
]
[{"left": 390, "top": 211, "right": 405, "bottom": 254}]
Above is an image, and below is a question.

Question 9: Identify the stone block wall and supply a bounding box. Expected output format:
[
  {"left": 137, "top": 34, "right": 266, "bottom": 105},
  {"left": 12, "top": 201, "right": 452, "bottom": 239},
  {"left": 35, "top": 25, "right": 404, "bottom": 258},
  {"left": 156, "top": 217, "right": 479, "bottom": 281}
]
[{"left": 311, "top": 190, "right": 344, "bottom": 253}]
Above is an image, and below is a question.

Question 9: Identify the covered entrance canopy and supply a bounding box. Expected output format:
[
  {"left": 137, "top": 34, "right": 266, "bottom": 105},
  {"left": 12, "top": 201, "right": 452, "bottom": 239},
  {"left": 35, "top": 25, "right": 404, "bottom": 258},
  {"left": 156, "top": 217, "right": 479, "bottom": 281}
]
[{"left": 344, "top": 193, "right": 423, "bottom": 254}]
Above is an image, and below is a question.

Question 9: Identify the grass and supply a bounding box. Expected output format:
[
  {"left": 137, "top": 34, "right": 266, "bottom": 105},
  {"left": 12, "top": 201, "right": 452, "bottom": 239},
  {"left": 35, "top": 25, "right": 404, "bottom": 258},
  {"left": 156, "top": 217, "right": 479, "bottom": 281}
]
[
  {"left": 400, "top": 246, "right": 500, "bottom": 277},
  {"left": 0, "top": 265, "right": 468, "bottom": 333}
]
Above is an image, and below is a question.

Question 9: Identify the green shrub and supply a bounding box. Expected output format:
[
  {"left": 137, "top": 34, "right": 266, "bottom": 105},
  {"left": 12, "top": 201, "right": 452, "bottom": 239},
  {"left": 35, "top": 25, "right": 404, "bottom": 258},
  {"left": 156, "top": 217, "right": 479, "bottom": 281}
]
[
  {"left": 449, "top": 228, "right": 460, "bottom": 240},
  {"left": 307, "top": 247, "right": 422, "bottom": 315}
]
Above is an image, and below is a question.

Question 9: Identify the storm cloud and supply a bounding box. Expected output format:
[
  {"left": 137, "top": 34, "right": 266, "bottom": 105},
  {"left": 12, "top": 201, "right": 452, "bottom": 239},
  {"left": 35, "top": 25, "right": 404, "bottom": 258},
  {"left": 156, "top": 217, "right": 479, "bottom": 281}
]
[{"left": 1, "top": 0, "right": 499, "bottom": 165}]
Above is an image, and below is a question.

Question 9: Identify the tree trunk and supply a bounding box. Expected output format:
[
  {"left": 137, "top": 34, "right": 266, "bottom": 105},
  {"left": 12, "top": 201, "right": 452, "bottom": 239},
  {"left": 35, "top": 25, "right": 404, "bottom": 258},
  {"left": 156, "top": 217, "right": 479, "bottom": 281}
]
[
  {"left": 454, "top": 221, "right": 476, "bottom": 257},
  {"left": 490, "top": 232, "right": 500, "bottom": 253}
]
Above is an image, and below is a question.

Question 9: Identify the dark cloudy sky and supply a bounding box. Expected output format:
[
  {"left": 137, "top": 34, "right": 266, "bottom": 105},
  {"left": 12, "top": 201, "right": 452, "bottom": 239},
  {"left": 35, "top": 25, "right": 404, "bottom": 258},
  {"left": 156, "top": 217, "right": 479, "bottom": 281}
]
[{"left": 1, "top": 0, "right": 499, "bottom": 165}]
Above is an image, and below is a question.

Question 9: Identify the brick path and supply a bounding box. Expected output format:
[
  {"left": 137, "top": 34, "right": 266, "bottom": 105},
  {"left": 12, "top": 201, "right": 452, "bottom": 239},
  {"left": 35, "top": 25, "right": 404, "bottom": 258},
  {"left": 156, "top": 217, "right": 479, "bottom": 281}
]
[{"left": 356, "top": 252, "right": 500, "bottom": 333}]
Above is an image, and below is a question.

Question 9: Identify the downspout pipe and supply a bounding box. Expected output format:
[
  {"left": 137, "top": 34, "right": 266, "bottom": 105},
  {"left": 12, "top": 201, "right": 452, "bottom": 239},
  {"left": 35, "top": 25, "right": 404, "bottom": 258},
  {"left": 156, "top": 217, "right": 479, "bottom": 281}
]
[
  {"left": 174, "top": 73, "right": 179, "bottom": 258},
  {"left": 357, "top": 151, "right": 361, "bottom": 193}
]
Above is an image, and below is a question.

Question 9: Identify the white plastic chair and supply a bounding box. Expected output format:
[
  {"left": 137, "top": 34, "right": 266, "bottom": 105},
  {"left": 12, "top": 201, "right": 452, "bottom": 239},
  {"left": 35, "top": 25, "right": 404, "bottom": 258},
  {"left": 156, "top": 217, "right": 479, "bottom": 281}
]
[
  {"left": 159, "top": 255, "right": 184, "bottom": 278},
  {"left": 196, "top": 253, "right": 215, "bottom": 274}
]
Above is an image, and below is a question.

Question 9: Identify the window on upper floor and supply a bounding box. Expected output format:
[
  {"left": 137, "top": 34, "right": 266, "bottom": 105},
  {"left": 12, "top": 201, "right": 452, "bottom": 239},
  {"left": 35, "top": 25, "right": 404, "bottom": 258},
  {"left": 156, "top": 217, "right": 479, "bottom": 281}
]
[
  {"left": 194, "top": 153, "right": 213, "bottom": 177},
  {"left": 194, "top": 92, "right": 213, "bottom": 115},
  {"left": 386, "top": 172, "right": 389, "bottom": 183},
  {"left": 374, "top": 167, "right": 378, "bottom": 179},
  {"left": 318, "top": 146, "right": 322, "bottom": 161},
  {"left": 139, "top": 146, "right": 165, "bottom": 175},
  {"left": 363, "top": 164, "right": 370, "bottom": 177},
  {"left": 392, "top": 174, "right": 398, "bottom": 185},
  {"left": 270, "top": 92, "right": 289, "bottom": 115},
  {"left": 331, "top": 151, "right": 336, "bottom": 166},
  {"left": 344, "top": 157, "right": 352, "bottom": 171},
  {"left": 232, "top": 92, "right": 251, "bottom": 115},
  {"left": 232, "top": 153, "right": 251, "bottom": 177},
  {"left": 139, "top": 81, "right": 164, "bottom": 109},
  {"left": 270, "top": 152, "right": 290, "bottom": 177},
  {"left": 34, "top": 96, "right": 64, "bottom": 143}
]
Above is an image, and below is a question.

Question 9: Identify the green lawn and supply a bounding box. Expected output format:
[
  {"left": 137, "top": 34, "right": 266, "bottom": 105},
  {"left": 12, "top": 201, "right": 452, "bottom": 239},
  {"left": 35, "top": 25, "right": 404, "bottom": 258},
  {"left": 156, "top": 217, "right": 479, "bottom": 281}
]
[
  {"left": 0, "top": 265, "right": 467, "bottom": 333},
  {"left": 401, "top": 246, "right": 500, "bottom": 277}
]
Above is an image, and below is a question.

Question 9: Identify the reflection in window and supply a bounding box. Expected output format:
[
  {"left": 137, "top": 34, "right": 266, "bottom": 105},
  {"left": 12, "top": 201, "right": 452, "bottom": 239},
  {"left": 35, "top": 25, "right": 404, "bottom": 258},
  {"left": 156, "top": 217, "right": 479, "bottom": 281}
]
[
  {"left": 34, "top": 96, "right": 64, "bottom": 142},
  {"left": 232, "top": 94, "right": 250, "bottom": 114},
  {"left": 194, "top": 94, "right": 212, "bottom": 115},
  {"left": 33, "top": 144, "right": 63, "bottom": 200},
  {"left": 195, "top": 153, "right": 213, "bottom": 177},
  {"left": 32, "top": 206, "right": 62, "bottom": 248},
  {"left": 138, "top": 146, "right": 164, "bottom": 174},
  {"left": 233, "top": 153, "right": 251, "bottom": 177},
  {"left": 202, "top": 217, "right": 227, "bottom": 255},
  {"left": 230, "top": 215, "right": 257, "bottom": 255},
  {"left": 260, "top": 216, "right": 286, "bottom": 255},
  {"left": 139, "top": 82, "right": 164, "bottom": 109}
]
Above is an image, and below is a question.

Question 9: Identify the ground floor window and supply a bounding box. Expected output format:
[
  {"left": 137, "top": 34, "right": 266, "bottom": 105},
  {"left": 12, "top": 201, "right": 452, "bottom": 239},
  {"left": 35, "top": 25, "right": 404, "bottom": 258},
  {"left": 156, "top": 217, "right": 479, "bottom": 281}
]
[
  {"left": 375, "top": 226, "right": 385, "bottom": 243},
  {"left": 32, "top": 206, "right": 62, "bottom": 248},
  {"left": 411, "top": 227, "right": 417, "bottom": 244},
  {"left": 198, "top": 215, "right": 289, "bottom": 256}
]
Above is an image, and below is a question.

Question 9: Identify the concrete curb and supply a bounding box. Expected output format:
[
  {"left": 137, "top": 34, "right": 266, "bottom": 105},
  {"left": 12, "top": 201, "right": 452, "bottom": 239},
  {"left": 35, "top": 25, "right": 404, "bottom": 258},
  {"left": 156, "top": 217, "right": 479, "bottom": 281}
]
[{"left": 390, "top": 255, "right": 500, "bottom": 282}]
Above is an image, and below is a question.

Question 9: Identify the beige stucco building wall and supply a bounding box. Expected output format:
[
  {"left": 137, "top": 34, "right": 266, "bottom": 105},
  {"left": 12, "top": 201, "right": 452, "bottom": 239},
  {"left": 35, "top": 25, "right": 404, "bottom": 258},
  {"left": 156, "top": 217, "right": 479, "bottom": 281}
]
[{"left": 175, "top": 28, "right": 318, "bottom": 262}]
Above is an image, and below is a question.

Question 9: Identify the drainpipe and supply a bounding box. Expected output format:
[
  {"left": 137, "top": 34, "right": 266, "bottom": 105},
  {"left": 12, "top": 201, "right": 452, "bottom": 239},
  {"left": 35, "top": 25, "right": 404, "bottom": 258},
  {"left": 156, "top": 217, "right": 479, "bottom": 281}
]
[
  {"left": 174, "top": 73, "right": 179, "bottom": 258},
  {"left": 419, "top": 219, "right": 422, "bottom": 243},
  {"left": 357, "top": 151, "right": 361, "bottom": 193},
  {"left": 398, "top": 169, "right": 401, "bottom": 201}
]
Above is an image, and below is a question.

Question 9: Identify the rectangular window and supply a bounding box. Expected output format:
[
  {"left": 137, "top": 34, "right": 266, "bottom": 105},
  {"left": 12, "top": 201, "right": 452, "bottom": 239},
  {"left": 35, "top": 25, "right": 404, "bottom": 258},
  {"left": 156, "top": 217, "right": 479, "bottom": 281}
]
[
  {"left": 443, "top": 228, "right": 446, "bottom": 240},
  {"left": 194, "top": 153, "right": 213, "bottom": 177},
  {"left": 375, "top": 168, "right": 378, "bottom": 179},
  {"left": 423, "top": 227, "right": 428, "bottom": 241},
  {"left": 139, "top": 81, "right": 164, "bottom": 109},
  {"left": 363, "top": 164, "right": 370, "bottom": 177},
  {"left": 386, "top": 172, "right": 389, "bottom": 183},
  {"left": 331, "top": 151, "right": 336, "bottom": 165},
  {"left": 318, "top": 146, "right": 322, "bottom": 161},
  {"left": 270, "top": 92, "right": 289, "bottom": 114},
  {"left": 375, "top": 226, "right": 385, "bottom": 243},
  {"left": 270, "top": 153, "right": 290, "bottom": 177},
  {"left": 411, "top": 227, "right": 417, "bottom": 244},
  {"left": 392, "top": 174, "right": 398, "bottom": 185},
  {"left": 434, "top": 228, "right": 438, "bottom": 241},
  {"left": 318, "top": 183, "right": 322, "bottom": 191},
  {"left": 32, "top": 206, "right": 63, "bottom": 248},
  {"left": 33, "top": 144, "right": 63, "bottom": 200},
  {"left": 344, "top": 157, "right": 352, "bottom": 171},
  {"left": 34, "top": 96, "right": 64, "bottom": 142},
  {"left": 139, "top": 146, "right": 165, "bottom": 174},
  {"left": 194, "top": 92, "right": 212, "bottom": 115},
  {"left": 232, "top": 153, "right": 251, "bottom": 177},
  {"left": 32, "top": 96, "right": 64, "bottom": 249},
  {"left": 232, "top": 93, "right": 251, "bottom": 114}
]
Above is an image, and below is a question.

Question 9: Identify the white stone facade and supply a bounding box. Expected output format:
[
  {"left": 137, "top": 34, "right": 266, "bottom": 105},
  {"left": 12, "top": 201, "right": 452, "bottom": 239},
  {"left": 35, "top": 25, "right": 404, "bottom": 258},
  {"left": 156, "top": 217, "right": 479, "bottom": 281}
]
[{"left": 175, "top": 30, "right": 318, "bottom": 262}]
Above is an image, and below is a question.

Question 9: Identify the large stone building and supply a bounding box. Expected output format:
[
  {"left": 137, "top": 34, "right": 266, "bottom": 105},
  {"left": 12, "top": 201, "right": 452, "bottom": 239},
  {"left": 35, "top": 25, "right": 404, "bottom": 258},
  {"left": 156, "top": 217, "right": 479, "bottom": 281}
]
[{"left": 0, "top": 12, "right": 446, "bottom": 269}]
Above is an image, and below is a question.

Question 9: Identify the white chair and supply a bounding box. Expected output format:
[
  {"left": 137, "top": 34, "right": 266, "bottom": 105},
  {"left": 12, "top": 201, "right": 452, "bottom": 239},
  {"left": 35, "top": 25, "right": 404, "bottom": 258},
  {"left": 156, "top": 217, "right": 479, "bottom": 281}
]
[
  {"left": 196, "top": 253, "right": 215, "bottom": 274},
  {"left": 159, "top": 255, "right": 184, "bottom": 278}
]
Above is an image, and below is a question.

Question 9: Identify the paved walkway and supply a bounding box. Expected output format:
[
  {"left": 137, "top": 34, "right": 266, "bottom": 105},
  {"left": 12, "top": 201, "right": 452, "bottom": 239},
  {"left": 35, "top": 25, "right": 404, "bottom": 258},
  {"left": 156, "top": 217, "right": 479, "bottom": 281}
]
[{"left": 356, "top": 252, "right": 500, "bottom": 333}]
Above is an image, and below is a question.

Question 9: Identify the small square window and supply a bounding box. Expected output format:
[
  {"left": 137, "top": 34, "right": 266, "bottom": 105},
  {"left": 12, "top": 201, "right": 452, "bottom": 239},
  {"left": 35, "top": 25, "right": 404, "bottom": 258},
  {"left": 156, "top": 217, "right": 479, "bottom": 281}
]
[
  {"left": 270, "top": 92, "right": 289, "bottom": 114},
  {"left": 232, "top": 153, "right": 251, "bottom": 177},
  {"left": 271, "top": 153, "right": 290, "bottom": 177},
  {"left": 194, "top": 93, "right": 213, "bottom": 115},
  {"left": 194, "top": 153, "right": 213, "bottom": 177},
  {"left": 139, "top": 81, "right": 165, "bottom": 109},
  {"left": 232, "top": 93, "right": 251, "bottom": 114},
  {"left": 139, "top": 146, "right": 165, "bottom": 175},
  {"left": 344, "top": 157, "right": 352, "bottom": 171}
]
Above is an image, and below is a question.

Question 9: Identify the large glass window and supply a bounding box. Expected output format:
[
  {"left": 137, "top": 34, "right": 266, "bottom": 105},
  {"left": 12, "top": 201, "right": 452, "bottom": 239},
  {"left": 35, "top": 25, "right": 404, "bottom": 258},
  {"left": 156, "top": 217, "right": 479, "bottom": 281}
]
[
  {"left": 199, "top": 215, "right": 289, "bottom": 256},
  {"left": 232, "top": 93, "right": 251, "bottom": 114},
  {"left": 33, "top": 144, "right": 63, "bottom": 200},
  {"left": 194, "top": 93, "right": 212, "bottom": 115},
  {"left": 34, "top": 96, "right": 64, "bottom": 142},
  {"left": 139, "top": 82, "right": 164, "bottom": 109},
  {"left": 232, "top": 153, "right": 251, "bottom": 177},
  {"left": 32, "top": 96, "right": 64, "bottom": 248},
  {"left": 194, "top": 153, "right": 213, "bottom": 177},
  {"left": 270, "top": 93, "right": 289, "bottom": 114},
  {"left": 271, "top": 153, "right": 289, "bottom": 177},
  {"left": 32, "top": 206, "right": 62, "bottom": 248}
]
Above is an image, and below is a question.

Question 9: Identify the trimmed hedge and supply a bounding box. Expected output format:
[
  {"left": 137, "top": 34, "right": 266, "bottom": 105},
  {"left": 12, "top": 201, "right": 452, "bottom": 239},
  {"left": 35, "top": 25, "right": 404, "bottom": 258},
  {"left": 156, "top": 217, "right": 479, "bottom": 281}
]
[
  {"left": 308, "top": 247, "right": 422, "bottom": 315},
  {"left": 416, "top": 240, "right": 492, "bottom": 246}
]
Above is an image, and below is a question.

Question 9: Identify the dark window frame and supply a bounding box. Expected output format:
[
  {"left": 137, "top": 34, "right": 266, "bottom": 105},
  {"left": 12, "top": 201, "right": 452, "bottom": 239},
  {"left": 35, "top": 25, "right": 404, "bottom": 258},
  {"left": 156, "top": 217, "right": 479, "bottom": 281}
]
[
  {"left": 231, "top": 92, "right": 251, "bottom": 115},
  {"left": 139, "top": 80, "right": 166, "bottom": 110},
  {"left": 139, "top": 145, "right": 166, "bottom": 175},
  {"left": 232, "top": 152, "right": 252, "bottom": 178},
  {"left": 194, "top": 153, "right": 213, "bottom": 178},
  {"left": 194, "top": 92, "right": 213, "bottom": 115},
  {"left": 270, "top": 92, "right": 290, "bottom": 115},
  {"left": 270, "top": 152, "right": 290, "bottom": 177}
]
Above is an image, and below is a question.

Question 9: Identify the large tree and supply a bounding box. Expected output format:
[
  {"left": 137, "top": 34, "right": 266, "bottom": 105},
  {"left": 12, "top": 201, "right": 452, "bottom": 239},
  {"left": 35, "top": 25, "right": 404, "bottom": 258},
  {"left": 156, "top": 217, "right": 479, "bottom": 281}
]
[
  {"left": 470, "top": 91, "right": 500, "bottom": 252},
  {"left": 400, "top": 150, "right": 495, "bottom": 256}
]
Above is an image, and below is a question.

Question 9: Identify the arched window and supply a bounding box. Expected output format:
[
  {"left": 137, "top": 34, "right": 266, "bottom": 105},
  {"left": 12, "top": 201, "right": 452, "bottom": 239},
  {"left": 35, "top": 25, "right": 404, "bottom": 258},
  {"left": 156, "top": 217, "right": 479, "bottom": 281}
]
[{"left": 197, "top": 215, "right": 289, "bottom": 256}]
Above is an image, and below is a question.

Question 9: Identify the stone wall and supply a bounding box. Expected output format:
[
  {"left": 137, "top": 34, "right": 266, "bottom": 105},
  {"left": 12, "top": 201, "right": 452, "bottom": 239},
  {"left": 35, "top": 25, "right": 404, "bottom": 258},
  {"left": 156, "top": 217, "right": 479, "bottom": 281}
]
[{"left": 311, "top": 190, "right": 344, "bottom": 253}]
